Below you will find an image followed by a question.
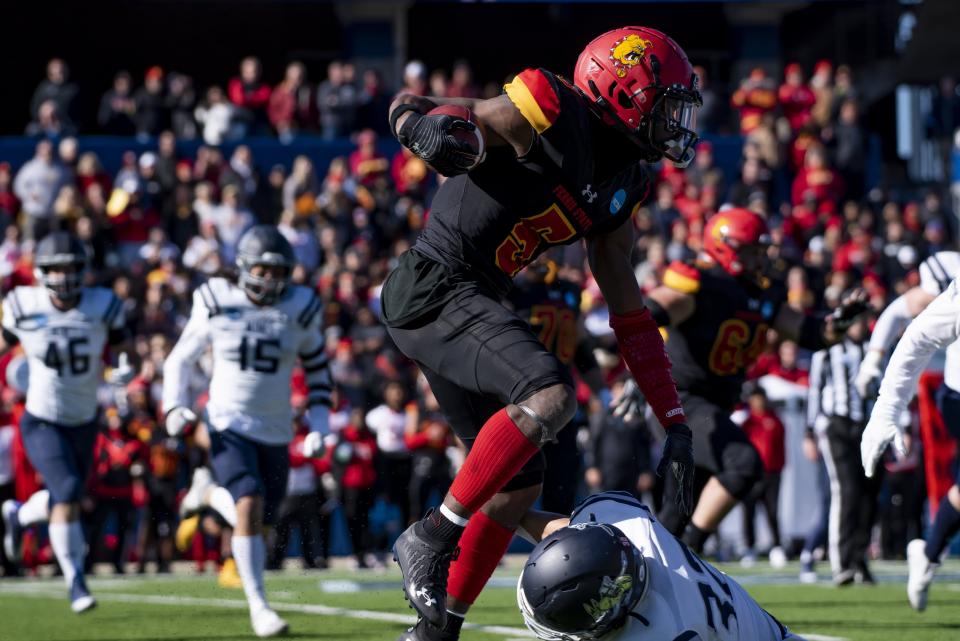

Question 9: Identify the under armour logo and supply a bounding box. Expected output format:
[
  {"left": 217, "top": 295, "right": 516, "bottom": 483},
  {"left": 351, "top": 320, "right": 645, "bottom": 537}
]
[
  {"left": 415, "top": 587, "right": 436, "bottom": 607},
  {"left": 582, "top": 184, "right": 598, "bottom": 203}
]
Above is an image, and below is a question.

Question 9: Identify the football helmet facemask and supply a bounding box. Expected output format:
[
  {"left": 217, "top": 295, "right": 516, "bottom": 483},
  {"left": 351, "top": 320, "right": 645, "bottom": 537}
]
[{"left": 236, "top": 225, "right": 296, "bottom": 305}]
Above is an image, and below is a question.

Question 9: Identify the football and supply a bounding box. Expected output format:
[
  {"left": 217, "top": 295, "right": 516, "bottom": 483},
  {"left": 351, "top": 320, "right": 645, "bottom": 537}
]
[{"left": 427, "top": 103, "right": 487, "bottom": 169}]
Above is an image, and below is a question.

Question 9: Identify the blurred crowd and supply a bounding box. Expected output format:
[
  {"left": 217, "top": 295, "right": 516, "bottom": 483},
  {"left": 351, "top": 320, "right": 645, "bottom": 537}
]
[{"left": 0, "top": 53, "right": 957, "bottom": 576}]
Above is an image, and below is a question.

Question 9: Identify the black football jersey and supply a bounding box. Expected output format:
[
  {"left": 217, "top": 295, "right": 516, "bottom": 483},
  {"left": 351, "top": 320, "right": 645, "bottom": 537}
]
[
  {"left": 507, "top": 276, "right": 583, "bottom": 365},
  {"left": 413, "top": 68, "right": 650, "bottom": 300},
  {"left": 661, "top": 261, "right": 785, "bottom": 410}
]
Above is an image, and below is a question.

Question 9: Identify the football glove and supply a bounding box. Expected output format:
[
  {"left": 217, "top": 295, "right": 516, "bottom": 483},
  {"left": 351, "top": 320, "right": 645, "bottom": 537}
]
[
  {"left": 108, "top": 352, "right": 135, "bottom": 386},
  {"left": 854, "top": 349, "right": 884, "bottom": 399},
  {"left": 830, "top": 289, "right": 870, "bottom": 333},
  {"left": 397, "top": 112, "right": 481, "bottom": 176},
  {"left": 611, "top": 378, "right": 644, "bottom": 423},
  {"left": 861, "top": 416, "right": 907, "bottom": 478},
  {"left": 165, "top": 406, "right": 198, "bottom": 437},
  {"left": 303, "top": 405, "right": 330, "bottom": 458},
  {"left": 656, "top": 423, "right": 695, "bottom": 517}
]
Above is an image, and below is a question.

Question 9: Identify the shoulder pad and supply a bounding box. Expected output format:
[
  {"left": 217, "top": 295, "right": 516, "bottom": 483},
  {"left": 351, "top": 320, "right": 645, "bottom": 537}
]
[
  {"left": 86, "top": 287, "right": 123, "bottom": 325},
  {"left": 197, "top": 277, "right": 235, "bottom": 316},
  {"left": 4, "top": 286, "right": 35, "bottom": 322},
  {"left": 291, "top": 285, "right": 323, "bottom": 329},
  {"left": 662, "top": 261, "right": 701, "bottom": 294},
  {"left": 504, "top": 68, "right": 562, "bottom": 134}
]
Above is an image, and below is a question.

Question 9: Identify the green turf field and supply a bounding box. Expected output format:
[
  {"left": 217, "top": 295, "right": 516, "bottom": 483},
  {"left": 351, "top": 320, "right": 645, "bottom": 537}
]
[{"left": 1, "top": 562, "right": 959, "bottom": 641}]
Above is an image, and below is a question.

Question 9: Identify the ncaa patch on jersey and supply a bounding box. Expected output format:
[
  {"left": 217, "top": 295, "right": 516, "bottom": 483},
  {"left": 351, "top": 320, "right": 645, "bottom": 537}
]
[{"left": 610, "top": 189, "right": 626, "bottom": 214}]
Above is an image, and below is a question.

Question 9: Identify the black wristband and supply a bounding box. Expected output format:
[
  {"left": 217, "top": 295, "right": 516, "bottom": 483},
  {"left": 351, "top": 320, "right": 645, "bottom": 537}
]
[{"left": 389, "top": 103, "right": 422, "bottom": 141}]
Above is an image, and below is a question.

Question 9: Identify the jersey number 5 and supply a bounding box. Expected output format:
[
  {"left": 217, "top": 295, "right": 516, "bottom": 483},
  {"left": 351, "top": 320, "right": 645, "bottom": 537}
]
[
  {"left": 238, "top": 337, "right": 280, "bottom": 374},
  {"left": 44, "top": 337, "right": 90, "bottom": 376},
  {"left": 495, "top": 204, "right": 576, "bottom": 277}
]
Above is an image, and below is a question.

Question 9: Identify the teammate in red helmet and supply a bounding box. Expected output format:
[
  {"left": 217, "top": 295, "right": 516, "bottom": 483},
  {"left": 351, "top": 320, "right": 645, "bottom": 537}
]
[
  {"left": 614, "top": 207, "right": 868, "bottom": 553},
  {"left": 383, "top": 27, "right": 699, "bottom": 641}
]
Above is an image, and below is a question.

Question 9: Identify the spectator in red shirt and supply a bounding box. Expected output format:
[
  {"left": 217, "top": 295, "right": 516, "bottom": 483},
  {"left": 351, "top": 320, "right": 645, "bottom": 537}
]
[
  {"left": 779, "top": 63, "right": 816, "bottom": 133},
  {"left": 391, "top": 147, "right": 430, "bottom": 199},
  {"left": 268, "top": 62, "right": 314, "bottom": 140},
  {"left": 740, "top": 386, "right": 786, "bottom": 565},
  {"left": 404, "top": 379, "right": 454, "bottom": 521},
  {"left": 791, "top": 144, "right": 844, "bottom": 207},
  {"left": 0, "top": 163, "right": 21, "bottom": 223},
  {"left": 228, "top": 56, "right": 272, "bottom": 134},
  {"left": 731, "top": 68, "right": 778, "bottom": 134},
  {"left": 270, "top": 409, "right": 329, "bottom": 570},
  {"left": 86, "top": 409, "right": 148, "bottom": 574},
  {"left": 349, "top": 129, "right": 389, "bottom": 188},
  {"left": 770, "top": 340, "right": 810, "bottom": 386},
  {"left": 329, "top": 408, "right": 378, "bottom": 568}
]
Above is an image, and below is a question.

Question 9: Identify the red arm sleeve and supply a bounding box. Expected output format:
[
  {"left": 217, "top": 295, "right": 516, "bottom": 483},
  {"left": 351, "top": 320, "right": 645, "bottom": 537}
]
[{"left": 610, "top": 308, "right": 686, "bottom": 429}]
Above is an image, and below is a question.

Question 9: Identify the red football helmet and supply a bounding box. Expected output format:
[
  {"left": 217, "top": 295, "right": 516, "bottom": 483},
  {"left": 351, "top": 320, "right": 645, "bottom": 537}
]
[
  {"left": 703, "top": 208, "right": 772, "bottom": 280},
  {"left": 575, "top": 26, "right": 701, "bottom": 167}
]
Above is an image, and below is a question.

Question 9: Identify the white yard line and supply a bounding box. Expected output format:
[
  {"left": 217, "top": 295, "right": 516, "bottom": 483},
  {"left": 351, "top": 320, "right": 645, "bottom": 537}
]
[
  {"left": 0, "top": 583, "right": 849, "bottom": 641},
  {"left": 0, "top": 583, "right": 537, "bottom": 638}
]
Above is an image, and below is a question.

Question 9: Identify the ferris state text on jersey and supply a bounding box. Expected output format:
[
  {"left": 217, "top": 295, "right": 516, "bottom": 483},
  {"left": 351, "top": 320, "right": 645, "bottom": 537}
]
[
  {"left": 163, "top": 277, "right": 326, "bottom": 446},
  {"left": 412, "top": 68, "right": 650, "bottom": 299},
  {"left": 661, "top": 260, "right": 786, "bottom": 410},
  {"left": 1, "top": 285, "right": 124, "bottom": 426}
]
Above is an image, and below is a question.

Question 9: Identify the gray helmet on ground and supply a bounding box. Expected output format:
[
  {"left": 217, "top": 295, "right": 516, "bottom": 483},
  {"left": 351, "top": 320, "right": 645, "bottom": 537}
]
[
  {"left": 518, "top": 522, "right": 648, "bottom": 641},
  {"left": 236, "top": 225, "right": 296, "bottom": 305},
  {"left": 34, "top": 231, "right": 89, "bottom": 303}
]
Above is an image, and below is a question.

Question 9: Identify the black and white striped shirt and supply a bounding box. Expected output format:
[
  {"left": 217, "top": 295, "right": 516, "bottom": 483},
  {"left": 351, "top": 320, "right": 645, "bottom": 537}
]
[{"left": 808, "top": 339, "right": 868, "bottom": 428}]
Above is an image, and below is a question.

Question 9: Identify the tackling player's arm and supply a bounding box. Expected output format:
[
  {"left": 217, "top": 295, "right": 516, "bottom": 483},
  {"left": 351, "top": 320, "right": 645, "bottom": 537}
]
[
  {"left": 587, "top": 222, "right": 695, "bottom": 516},
  {"left": 161, "top": 290, "right": 213, "bottom": 436},
  {"left": 298, "top": 301, "right": 333, "bottom": 458},
  {"left": 862, "top": 278, "right": 960, "bottom": 476}
]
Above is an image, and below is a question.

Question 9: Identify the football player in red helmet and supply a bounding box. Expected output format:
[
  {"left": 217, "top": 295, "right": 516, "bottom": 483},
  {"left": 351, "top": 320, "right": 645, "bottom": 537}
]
[
  {"left": 384, "top": 27, "right": 699, "bottom": 641},
  {"left": 614, "top": 207, "right": 868, "bottom": 553}
]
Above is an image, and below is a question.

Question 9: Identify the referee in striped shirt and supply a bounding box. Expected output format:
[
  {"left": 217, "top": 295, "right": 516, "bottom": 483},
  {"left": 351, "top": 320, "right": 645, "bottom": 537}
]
[{"left": 807, "top": 308, "right": 879, "bottom": 585}]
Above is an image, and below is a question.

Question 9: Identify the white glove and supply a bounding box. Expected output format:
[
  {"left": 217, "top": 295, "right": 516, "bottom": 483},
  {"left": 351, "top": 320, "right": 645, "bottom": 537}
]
[
  {"left": 611, "top": 378, "right": 644, "bottom": 422},
  {"left": 321, "top": 472, "right": 338, "bottom": 494},
  {"left": 165, "top": 406, "right": 198, "bottom": 437},
  {"left": 303, "top": 405, "right": 330, "bottom": 457},
  {"left": 303, "top": 431, "right": 326, "bottom": 458},
  {"left": 861, "top": 416, "right": 907, "bottom": 478},
  {"left": 855, "top": 350, "right": 884, "bottom": 398},
  {"left": 108, "top": 353, "right": 135, "bottom": 386}
]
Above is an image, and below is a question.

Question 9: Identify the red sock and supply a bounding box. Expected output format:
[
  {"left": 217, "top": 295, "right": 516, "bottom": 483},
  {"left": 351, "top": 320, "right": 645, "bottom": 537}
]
[
  {"left": 450, "top": 408, "right": 539, "bottom": 514},
  {"left": 447, "top": 511, "right": 515, "bottom": 605}
]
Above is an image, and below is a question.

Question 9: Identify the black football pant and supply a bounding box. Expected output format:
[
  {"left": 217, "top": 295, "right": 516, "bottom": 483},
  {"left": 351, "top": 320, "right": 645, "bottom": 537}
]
[
  {"left": 0, "top": 482, "right": 16, "bottom": 576},
  {"left": 819, "top": 416, "right": 883, "bottom": 576},
  {"left": 270, "top": 492, "right": 320, "bottom": 568},
  {"left": 387, "top": 287, "right": 573, "bottom": 494}
]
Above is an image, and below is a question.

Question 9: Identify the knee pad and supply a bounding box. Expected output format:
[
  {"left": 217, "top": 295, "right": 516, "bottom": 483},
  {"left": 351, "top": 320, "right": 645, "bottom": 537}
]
[{"left": 717, "top": 442, "right": 764, "bottom": 500}]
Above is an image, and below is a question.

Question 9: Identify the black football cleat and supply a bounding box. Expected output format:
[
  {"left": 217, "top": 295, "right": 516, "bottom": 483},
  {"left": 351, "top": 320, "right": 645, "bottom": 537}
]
[
  {"left": 392, "top": 522, "right": 459, "bottom": 628},
  {"left": 395, "top": 616, "right": 462, "bottom": 641}
]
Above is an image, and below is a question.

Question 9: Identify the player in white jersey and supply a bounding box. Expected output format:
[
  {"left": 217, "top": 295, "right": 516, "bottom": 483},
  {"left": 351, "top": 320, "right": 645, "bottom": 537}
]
[
  {"left": 1, "top": 232, "right": 133, "bottom": 613},
  {"left": 512, "top": 492, "right": 803, "bottom": 641},
  {"left": 861, "top": 275, "right": 960, "bottom": 612},
  {"left": 855, "top": 250, "right": 960, "bottom": 397},
  {"left": 163, "top": 225, "right": 331, "bottom": 638}
]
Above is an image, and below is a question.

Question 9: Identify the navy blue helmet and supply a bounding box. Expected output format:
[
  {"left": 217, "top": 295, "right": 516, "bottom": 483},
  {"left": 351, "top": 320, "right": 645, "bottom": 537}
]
[
  {"left": 236, "top": 225, "right": 296, "bottom": 305},
  {"left": 34, "top": 231, "right": 89, "bottom": 303},
  {"left": 518, "top": 522, "right": 648, "bottom": 640}
]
